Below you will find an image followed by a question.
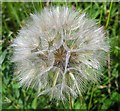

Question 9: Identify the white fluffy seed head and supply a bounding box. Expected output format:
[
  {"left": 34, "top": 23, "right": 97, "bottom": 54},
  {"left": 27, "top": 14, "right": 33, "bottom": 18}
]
[{"left": 12, "top": 7, "right": 109, "bottom": 100}]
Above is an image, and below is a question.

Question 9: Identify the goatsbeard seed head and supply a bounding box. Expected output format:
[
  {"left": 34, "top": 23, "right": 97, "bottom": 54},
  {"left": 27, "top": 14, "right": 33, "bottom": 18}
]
[{"left": 12, "top": 7, "right": 109, "bottom": 100}]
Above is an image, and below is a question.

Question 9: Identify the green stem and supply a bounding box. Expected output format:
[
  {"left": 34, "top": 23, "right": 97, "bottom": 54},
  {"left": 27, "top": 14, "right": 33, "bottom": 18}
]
[
  {"left": 88, "top": 84, "right": 95, "bottom": 111},
  {"left": 105, "top": 1, "right": 113, "bottom": 94},
  {"left": 105, "top": 2, "right": 113, "bottom": 29},
  {"left": 69, "top": 96, "right": 72, "bottom": 110}
]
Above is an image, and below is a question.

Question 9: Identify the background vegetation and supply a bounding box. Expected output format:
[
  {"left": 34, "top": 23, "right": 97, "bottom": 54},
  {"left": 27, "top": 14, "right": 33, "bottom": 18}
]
[{"left": 1, "top": 2, "right": 120, "bottom": 110}]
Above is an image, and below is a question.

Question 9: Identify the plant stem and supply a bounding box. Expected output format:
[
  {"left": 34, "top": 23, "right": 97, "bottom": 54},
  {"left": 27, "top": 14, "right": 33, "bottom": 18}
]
[
  {"left": 88, "top": 84, "right": 95, "bottom": 111},
  {"left": 69, "top": 96, "right": 72, "bottom": 110},
  {"left": 105, "top": 1, "right": 113, "bottom": 94},
  {"left": 105, "top": 2, "right": 113, "bottom": 28}
]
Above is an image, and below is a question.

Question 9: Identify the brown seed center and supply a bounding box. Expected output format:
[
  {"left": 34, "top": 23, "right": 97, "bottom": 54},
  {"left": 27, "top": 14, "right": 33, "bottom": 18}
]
[{"left": 54, "top": 46, "right": 66, "bottom": 62}]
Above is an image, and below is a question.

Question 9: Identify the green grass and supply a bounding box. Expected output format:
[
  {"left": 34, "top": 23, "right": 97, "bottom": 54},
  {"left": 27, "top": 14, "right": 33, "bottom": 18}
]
[{"left": 1, "top": 2, "right": 120, "bottom": 110}]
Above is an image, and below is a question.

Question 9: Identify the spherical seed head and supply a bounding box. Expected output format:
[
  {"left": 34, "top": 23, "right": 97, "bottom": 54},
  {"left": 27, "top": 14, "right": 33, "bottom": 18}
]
[{"left": 12, "top": 7, "right": 109, "bottom": 100}]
